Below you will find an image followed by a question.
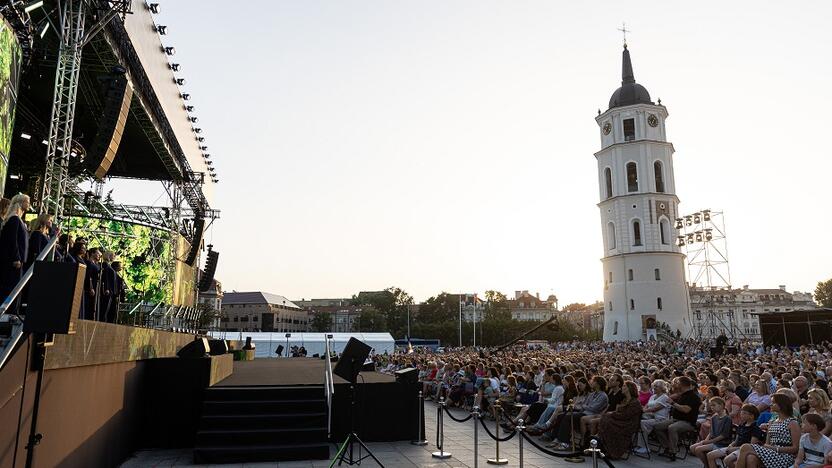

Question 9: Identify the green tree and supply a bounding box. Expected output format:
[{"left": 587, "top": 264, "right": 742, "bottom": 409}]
[
  {"left": 356, "top": 307, "right": 387, "bottom": 332},
  {"left": 310, "top": 311, "right": 333, "bottom": 332},
  {"left": 815, "top": 279, "right": 832, "bottom": 308}
]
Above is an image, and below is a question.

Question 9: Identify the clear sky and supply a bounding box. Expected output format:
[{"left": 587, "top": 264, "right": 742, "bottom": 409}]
[{"left": 124, "top": 0, "right": 832, "bottom": 304}]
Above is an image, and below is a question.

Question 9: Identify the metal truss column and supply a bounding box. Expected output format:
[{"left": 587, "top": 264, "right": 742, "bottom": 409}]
[{"left": 40, "top": 0, "right": 85, "bottom": 220}]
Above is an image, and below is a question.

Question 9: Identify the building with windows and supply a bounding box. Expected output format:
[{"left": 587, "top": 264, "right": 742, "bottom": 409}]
[
  {"left": 508, "top": 291, "right": 558, "bottom": 322},
  {"left": 220, "top": 292, "right": 309, "bottom": 332},
  {"left": 690, "top": 285, "right": 815, "bottom": 339},
  {"left": 596, "top": 44, "right": 690, "bottom": 341}
]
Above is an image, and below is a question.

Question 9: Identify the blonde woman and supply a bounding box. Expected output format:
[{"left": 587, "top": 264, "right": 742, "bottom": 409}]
[
  {"left": 0, "top": 194, "right": 30, "bottom": 307},
  {"left": 806, "top": 388, "right": 832, "bottom": 436},
  {"left": 27, "top": 213, "right": 53, "bottom": 265}
]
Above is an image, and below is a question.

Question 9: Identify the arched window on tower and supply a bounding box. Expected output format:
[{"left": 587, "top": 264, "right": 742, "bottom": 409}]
[
  {"left": 660, "top": 219, "right": 670, "bottom": 245},
  {"left": 632, "top": 220, "right": 642, "bottom": 246},
  {"left": 654, "top": 161, "right": 665, "bottom": 193},
  {"left": 627, "top": 162, "right": 638, "bottom": 192},
  {"left": 604, "top": 168, "right": 613, "bottom": 199},
  {"left": 613, "top": 320, "right": 618, "bottom": 335},
  {"left": 607, "top": 222, "right": 616, "bottom": 250}
]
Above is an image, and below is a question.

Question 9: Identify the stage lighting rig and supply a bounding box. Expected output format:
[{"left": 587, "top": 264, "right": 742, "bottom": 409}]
[
  {"left": 677, "top": 236, "right": 686, "bottom": 247},
  {"left": 685, "top": 215, "right": 692, "bottom": 227},
  {"left": 193, "top": 127, "right": 202, "bottom": 133},
  {"left": 675, "top": 218, "right": 684, "bottom": 229},
  {"left": 693, "top": 212, "right": 701, "bottom": 224},
  {"left": 175, "top": 78, "right": 186, "bottom": 85},
  {"left": 202, "top": 153, "right": 210, "bottom": 159},
  {"left": 199, "top": 145, "right": 208, "bottom": 151},
  {"left": 185, "top": 105, "right": 194, "bottom": 112},
  {"left": 163, "top": 46, "right": 175, "bottom": 55},
  {"left": 188, "top": 116, "right": 198, "bottom": 123},
  {"left": 24, "top": 0, "right": 44, "bottom": 12},
  {"left": 148, "top": 3, "right": 160, "bottom": 14},
  {"left": 169, "top": 63, "right": 181, "bottom": 72},
  {"left": 702, "top": 209, "right": 711, "bottom": 221},
  {"left": 196, "top": 136, "right": 204, "bottom": 142},
  {"left": 181, "top": 93, "right": 190, "bottom": 100},
  {"left": 156, "top": 25, "right": 167, "bottom": 35}
]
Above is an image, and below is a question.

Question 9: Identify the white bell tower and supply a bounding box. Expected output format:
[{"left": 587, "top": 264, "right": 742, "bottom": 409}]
[{"left": 596, "top": 45, "right": 689, "bottom": 342}]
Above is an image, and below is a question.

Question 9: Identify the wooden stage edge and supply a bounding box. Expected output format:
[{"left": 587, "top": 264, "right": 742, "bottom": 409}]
[{"left": 215, "top": 357, "right": 396, "bottom": 387}]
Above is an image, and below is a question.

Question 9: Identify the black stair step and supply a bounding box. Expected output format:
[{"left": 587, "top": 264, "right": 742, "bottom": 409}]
[
  {"left": 194, "top": 442, "right": 330, "bottom": 464},
  {"left": 203, "top": 399, "right": 326, "bottom": 415},
  {"left": 199, "top": 412, "right": 327, "bottom": 431},
  {"left": 196, "top": 426, "right": 327, "bottom": 445},
  {"left": 205, "top": 385, "right": 323, "bottom": 401}
]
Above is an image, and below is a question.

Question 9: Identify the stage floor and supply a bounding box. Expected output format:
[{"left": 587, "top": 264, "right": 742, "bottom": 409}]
[{"left": 215, "top": 358, "right": 395, "bottom": 387}]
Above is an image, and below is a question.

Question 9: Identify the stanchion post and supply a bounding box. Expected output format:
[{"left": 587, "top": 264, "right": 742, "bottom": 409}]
[
  {"left": 516, "top": 418, "right": 525, "bottom": 468},
  {"left": 472, "top": 405, "right": 480, "bottom": 468},
  {"left": 411, "top": 391, "right": 428, "bottom": 446},
  {"left": 431, "top": 398, "right": 452, "bottom": 459},
  {"left": 586, "top": 438, "right": 603, "bottom": 468},
  {"left": 487, "top": 405, "right": 508, "bottom": 465}
]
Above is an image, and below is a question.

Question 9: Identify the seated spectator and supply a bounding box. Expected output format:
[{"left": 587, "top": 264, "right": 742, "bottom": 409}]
[
  {"left": 653, "top": 376, "right": 702, "bottom": 461},
  {"left": 746, "top": 379, "right": 772, "bottom": 413},
  {"left": 635, "top": 378, "right": 672, "bottom": 454},
  {"left": 721, "top": 380, "right": 745, "bottom": 425},
  {"left": 637, "top": 376, "right": 653, "bottom": 406},
  {"left": 596, "top": 380, "right": 643, "bottom": 459},
  {"left": 712, "top": 404, "right": 764, "bottom": 468},
  {"left": 735, "top": 393, "right": 800, "bottom": 468},
  {"left": 691, "top": 397, "right": 732, "bottom": 467},
  {"left": 548, "top": 375, "right": 608, "bottom": 451},
  {"left": 793, "top": 413, "right": 832, "bottom": 468},
  {"left": 806, "top": 388, "right": 832, "bottom": 436}
]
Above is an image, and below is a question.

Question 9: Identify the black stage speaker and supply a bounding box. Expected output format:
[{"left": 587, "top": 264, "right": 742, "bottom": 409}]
[
  {"left": 198, "top": 248, "right": 219, "bottom": 292},
  {"left": 24, "top": 261, "right": 86, "bottom": 334},
  {"left": 177, "top": 337, "right": 210, "bottom": 358},
  {"left": 394, "top": 367, "right": 419, "bottom": 385},
  {"left": 87, "top": 67, "right": 133, "bottom": 180},
  {"left": 275, "top": 344, "right": 284, "bottom": 356},
  {"left": 726, "top": 346, "right": 738, "bottom": 356},
  {"left": 710, "top": 346, "right": 723, "bottom": 358},
  {"left": 207, "top": 339, "right": 229, "bottom": 355},
  {"left": 333, "top": 337, "right": 372, "bottom": 383},
  {"left": 184, "top": 218, "right": 205, "bottom": 266}
]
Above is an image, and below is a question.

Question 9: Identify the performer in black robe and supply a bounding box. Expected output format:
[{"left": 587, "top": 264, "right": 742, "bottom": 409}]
[
  {"left": 101, "top": 252, "right": 117, "bottom": 322},
  {"left": 26, "top": 214, "right": 53, "bottom": 267},
  {"left": 0, "top": 195, "right": 30, "bottom": 312},
  {"left": 85, "top": 247, "right": 102, "bottom": 321},
  {"left": 66, "top": 240, "right": 88, "bottom": 318}
]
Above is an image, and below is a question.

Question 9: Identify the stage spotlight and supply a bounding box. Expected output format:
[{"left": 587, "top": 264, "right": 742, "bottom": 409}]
[
  {"left": 199, "top": 145, "right": 208, "bottom": 150},
  {"left": 193, "top": 128, "right": 202, "bottom": 133},
  {"left": 24, "top": 0, "right": 44, "bottom": 13},
  {"left": 156, "top": 25, "right": 167, "bottom": 35},
  {"left": 38, "top": 22, "right": 49, "bottom": 38},
  {"left": 185, "top": 105, "right": 194, "bottom": 112},
  {"left": 148, "top": 3, "right": 160, "bottom": 14},
  {"left": 181, "top": 93, "right": 190, "bottom": 100},
  {"left": 164, "top": 46, "right": 176, "bottom": 55},
  {"left": 188, "top": 116, "right": 198, "bottom": 123},
  {"left": 677, "top": 236, "right": 686, "bottom": 247},
  {"left": 196, "top": 136, "right": 205, "bottom": 142},
  {"left": 169, "top": 63, "right": 181, "bottom": 72},
  {"left": 685, "top": 215, "right": 692, "bottom": 226},
  {"left": 202, "top": 153, "right": 210, "bottom": 158},
  {"left": 175, "top": 78, "right": 186, "bottom": 85},
  {"left": 705, "top": 229, "right": 713, "bottom": 241},
  {"left": 20, "top": 133, "right": 31, "bottom": 140},
  {"left": 693, "top": 212, "right": 701, "bottom": 224},
  {"left": 686, "top": 234, "right": 694, "bottom": 244},
  {"left": 675, "top": 218, "right": 684, "bottom": 229},
  {"left": 702, "top": 210, "right": 711, "bottom": 221},
  {"left": 205, "top": 161, "right": 213, "bottom": 166},
  {"left": 695, "top": 231, "right": 703, "bottom": 242}
]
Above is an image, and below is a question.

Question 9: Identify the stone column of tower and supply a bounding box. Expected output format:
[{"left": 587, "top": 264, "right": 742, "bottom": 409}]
[{"left": 596, "top": 45, "right": 689, "bottom": 342}]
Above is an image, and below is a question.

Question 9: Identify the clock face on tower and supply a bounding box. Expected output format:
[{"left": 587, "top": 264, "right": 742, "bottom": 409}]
[
  {"left": 648, "top": 114, "right": 659, "bottom": 127},
  {"left": 603, "top": 122, "right": 612, "bottom": 135}
]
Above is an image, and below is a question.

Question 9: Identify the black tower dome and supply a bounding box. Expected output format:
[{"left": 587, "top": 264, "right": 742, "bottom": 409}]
[{"left": 608, "top": 45, "right": 652, "bottom": 109}]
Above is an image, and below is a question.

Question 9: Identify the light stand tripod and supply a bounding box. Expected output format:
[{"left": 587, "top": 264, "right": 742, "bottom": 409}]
[{"left": 331, "top": 369, "right": 382, "bottom": 466}]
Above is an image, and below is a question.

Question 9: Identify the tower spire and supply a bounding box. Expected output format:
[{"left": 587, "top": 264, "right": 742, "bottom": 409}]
[{"left": 621, "top": 45, "right": 635, "bottom": 85}]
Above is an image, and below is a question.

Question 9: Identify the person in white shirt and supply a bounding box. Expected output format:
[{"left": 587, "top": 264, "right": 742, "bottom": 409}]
[{"left": 795, "top": 413, "right": 832, "bottom": 468}]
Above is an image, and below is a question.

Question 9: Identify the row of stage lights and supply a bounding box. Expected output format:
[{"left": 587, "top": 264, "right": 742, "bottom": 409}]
[
  {"left": 150, "top": 3, "right": 218, "bottom": 184},
  {"left": 674, "top": 209, "right": 711, "bottom": 229},
  {"left": 677, "top": 229, "right": 714, "bottom": 247}
]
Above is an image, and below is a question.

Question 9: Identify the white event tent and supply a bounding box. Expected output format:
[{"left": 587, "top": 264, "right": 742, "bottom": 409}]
[{"left": 207, "top": 332, "right": 395, "bottom": 359}]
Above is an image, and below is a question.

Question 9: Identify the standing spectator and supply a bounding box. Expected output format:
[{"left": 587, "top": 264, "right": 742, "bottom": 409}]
[
  {"left": 27, "top": 214, "right": 52, "bottom": 266},
  {"left": 0, "top": 194, "right": 30, "bottom": 311}
]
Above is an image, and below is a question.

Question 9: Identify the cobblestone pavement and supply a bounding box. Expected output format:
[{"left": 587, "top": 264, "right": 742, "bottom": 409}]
[{"left": 122, "top": 402, "right": 702, "bottom": 467}]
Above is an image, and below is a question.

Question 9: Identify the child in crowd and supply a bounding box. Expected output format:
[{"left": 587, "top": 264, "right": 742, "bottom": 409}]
[
  {"left": 691, "top": 397, "right": 732, "bottom": 467},
  {"left": 794, "top": 413, "right": 832, "bottom": 468},
  {"left": 710, "top": 404, "right": 764, "bottom": 468}
]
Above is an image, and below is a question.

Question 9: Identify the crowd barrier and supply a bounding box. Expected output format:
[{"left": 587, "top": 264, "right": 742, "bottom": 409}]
[{"left": 428, "top": 397, "right": 617, "bottom": 468}]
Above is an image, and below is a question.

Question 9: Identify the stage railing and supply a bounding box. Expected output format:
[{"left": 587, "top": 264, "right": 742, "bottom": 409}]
[
  {"left": 324, "top": 334, "right": 335, "bottom": 439},
  {"left": 0, "top": 233, "right": 60, "bottom": 370}
]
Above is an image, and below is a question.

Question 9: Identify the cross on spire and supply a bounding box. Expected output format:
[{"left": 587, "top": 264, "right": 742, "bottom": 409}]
[{"left": 618, "top": 22, "right": 630, "bottom": 48}]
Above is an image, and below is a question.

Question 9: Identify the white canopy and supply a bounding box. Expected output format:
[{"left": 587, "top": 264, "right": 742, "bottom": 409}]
[{"left": 207, "top": 331, "right": 395, "bottom": 358}]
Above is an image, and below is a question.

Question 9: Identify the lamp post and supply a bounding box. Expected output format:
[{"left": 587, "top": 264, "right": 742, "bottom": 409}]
[{"left": 285, "top": 333, "right": 291, "bottom": 357}]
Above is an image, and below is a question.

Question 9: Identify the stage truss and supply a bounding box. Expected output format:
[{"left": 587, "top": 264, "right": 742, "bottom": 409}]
[{"left": 676, "top": 209, "right": 747, "bottom": 341}]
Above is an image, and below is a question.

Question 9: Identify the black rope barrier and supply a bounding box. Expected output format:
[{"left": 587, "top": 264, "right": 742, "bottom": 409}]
[
  {"left": 520, "top": 431, "right": 584, "bottom": 458},
  {"left": 478, "top": 417, "right": 517, "bottom": 442},
  {"left": 442, "top": 405, "right": 474, "bottom": 423}
]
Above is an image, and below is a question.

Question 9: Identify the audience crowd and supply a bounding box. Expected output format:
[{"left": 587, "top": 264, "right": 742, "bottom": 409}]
[
  {"left": 0, "top": 193, "right": 127, "bottom": 321},
  {"left": 377, "top": 338, "right": 832, "bottom": 468}
]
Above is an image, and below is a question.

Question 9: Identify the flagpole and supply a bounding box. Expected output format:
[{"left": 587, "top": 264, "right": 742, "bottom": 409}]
[
  {"left": 458, "top": 295, "right": 462, "bottom": 348},
  {"left": 473, "top": 295, "right": 476, "bottom": 349}
]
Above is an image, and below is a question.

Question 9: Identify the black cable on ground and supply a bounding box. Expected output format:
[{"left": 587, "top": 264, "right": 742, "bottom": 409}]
[
  {"left": 520, "top": 431, "right": 583, "bottom": 458},
  {"left": 442, "top": 405, "right": 474, "bottom": 423},
  {"left": 478, "top": 417, "right": 518, "bottom": 442}
]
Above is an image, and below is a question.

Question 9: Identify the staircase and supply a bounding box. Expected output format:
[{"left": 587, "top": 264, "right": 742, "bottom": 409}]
[{"left": 194, "top": 385, "right": 330, "bottom": 464}]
